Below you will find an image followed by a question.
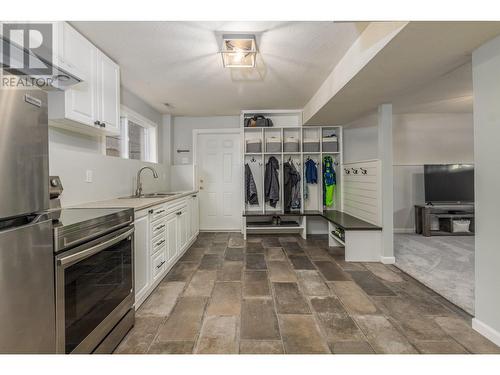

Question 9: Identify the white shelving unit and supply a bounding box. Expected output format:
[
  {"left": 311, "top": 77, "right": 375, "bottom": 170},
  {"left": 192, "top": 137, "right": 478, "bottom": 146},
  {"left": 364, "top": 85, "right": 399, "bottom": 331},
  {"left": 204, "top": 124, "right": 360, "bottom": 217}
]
[{"left": 240, "top": 109, "right": 344, "bottom": 238}]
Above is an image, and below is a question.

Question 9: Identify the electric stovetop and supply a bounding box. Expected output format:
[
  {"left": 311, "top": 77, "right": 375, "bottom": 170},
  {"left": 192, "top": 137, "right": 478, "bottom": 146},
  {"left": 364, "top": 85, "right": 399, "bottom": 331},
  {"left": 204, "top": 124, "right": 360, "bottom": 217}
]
[{"left": 52, "top": 207, "right": 134, "bottom": 253}]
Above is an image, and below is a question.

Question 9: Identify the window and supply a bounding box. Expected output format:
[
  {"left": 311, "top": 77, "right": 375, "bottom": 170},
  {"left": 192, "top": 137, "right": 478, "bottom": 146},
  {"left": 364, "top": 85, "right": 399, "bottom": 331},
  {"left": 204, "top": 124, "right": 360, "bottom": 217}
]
[{"left": 105, "top": 106, "right": 158, "bottom": 163}]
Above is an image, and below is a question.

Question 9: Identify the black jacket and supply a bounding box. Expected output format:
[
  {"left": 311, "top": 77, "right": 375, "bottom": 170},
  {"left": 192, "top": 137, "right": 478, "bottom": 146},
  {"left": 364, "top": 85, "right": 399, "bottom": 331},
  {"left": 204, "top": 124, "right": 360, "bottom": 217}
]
[
  {"left": 264, "top": 156, "right": 280, "bottom": 208},
  {"left": 245, "top": 163, "right": 259, "bottom": 205},
  {"left": 283, "top": 161, "right": 301, "bottom": 212}
]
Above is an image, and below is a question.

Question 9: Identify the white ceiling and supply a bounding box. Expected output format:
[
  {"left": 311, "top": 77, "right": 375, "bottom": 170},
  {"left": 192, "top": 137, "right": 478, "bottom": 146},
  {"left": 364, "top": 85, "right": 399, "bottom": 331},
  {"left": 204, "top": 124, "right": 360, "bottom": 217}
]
[
  {"left": 305, "top": 22, "right": 500, "bottom": 124},
  {"left": 392, "top": 61, "right": 473, "bottom": 114},
  {"left": 71, "top": 21, "right": 368, "bottom": 116}
]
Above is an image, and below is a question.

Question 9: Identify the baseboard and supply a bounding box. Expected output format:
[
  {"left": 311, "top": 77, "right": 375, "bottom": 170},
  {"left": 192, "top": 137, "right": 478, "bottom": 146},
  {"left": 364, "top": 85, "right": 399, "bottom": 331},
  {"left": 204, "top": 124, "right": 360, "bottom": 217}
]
[
  {"left": 394, "top": 228, "right": 415, "bottom": 234},
  {"left": 472, "top": 318, "right": 500, "bottom": 346},
  {"left": 380, "top": 256, "right": 396, "bottom": 264}
]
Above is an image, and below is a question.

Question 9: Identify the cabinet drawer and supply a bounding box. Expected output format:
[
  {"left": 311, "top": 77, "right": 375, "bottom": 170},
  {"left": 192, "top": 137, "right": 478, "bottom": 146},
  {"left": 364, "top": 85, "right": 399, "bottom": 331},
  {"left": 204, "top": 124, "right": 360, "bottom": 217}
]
[
  {"left": 151, "top": 251, "right": 166, "bottom": 281},
  {"left": 166, "top": 200, "right": 187, "bottom": 215},
  {"left": 151, "top": 220, "right": 166, "bottom": 239},
  {"left": 151, "top": 234, "right": 166, "bottom": 256},
  {"left": 149, "top": 205, "right": 167, "bottom": 221}
]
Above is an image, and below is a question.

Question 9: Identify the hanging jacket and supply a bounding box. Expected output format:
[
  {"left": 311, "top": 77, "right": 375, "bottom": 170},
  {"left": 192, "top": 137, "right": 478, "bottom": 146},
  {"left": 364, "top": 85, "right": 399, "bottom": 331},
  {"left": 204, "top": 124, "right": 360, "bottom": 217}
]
[
  {"left": 264, "top": 156, "right": 280, "bottom": 208},
  {"left": 245, "top": 163, "right": 259, "bottom": 205},
  {"left": 304, "top": 164, "right": 309, "bottom": 200},
  {"left": 283, "top": 161, "right": 301, "bottom": 212},
  {"left": 305, "top": 158, "right": 318, "bottom": 184},
  {"left": 323, "top": 156, "right": 336, "bottom": 207},
  {"left": 291, "top": 161, "right": 301, "bottom": 210}
]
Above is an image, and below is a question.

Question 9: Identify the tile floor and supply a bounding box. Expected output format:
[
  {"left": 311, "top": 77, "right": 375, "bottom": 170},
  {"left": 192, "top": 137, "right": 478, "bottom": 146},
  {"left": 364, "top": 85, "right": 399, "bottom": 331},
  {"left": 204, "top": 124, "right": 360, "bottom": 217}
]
[{"left": 115, "top": 233, "right": 499, "bottom": 354}]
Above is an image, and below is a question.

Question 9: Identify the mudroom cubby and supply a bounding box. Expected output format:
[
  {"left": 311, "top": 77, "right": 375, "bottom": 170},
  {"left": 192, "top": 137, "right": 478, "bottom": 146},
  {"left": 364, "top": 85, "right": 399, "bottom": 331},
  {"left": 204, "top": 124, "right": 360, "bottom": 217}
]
[
  {"left": 264, "top": 128, "right": 282, "bottom": 153},
  {"left": 241, "top": 109, "right": 343, "bottom": 238},
  {"left": 244, "top": 154, "right": 264, "bottom": 213},
  {"left": 244, "top": 128, "right": 263, "bottom": 154},
  {"left": 263, "top": 153, "right": 283, "bottom": 213}
]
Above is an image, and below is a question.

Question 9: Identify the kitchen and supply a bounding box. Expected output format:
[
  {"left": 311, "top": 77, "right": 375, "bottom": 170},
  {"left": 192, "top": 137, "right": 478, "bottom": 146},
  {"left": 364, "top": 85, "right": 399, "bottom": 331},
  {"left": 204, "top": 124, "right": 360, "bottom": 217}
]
[{"left": 0, "top": 21, "right": 200, "bottom": 354}]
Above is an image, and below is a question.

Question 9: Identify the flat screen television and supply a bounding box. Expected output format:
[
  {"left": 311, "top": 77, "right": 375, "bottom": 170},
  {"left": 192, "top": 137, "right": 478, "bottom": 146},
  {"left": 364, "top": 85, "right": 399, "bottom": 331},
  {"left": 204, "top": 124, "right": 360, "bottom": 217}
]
[{"left": 424, "top": 164, "right": 474, "bottom": 204}]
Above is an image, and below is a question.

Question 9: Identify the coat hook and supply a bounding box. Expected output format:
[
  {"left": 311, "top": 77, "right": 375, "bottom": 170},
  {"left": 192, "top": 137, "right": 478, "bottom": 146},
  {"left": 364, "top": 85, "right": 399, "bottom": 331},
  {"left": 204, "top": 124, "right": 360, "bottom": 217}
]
[
  {"left": 360, "top": 167, "right": 367, "bottom": 175},
  {"left": 344, "top": 168, "right": 350, "bottom": 174},
  {"left": 352, "top": 168, "right": 359, "bottom": 174}
]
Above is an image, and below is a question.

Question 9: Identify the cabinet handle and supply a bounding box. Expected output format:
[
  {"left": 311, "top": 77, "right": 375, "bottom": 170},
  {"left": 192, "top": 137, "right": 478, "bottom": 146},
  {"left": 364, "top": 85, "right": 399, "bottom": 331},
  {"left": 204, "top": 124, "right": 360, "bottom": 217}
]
[
  {"left": 192, "top": 195, "right": 197, "bottom": 198},
  {"left": 156, "top": 210, "right": 165, "bottom": 215},
  {"left": 155, "top": 239, "right": 165, "bottom": 247},
  {"left": 156, "top": 260, "right": 165, "bottom": 269},
  {"left": 176, "top": 211, "right": 182, "bottom": 216},
  {"left": 149, "top": 209, "right": 154, "bottom": 214},
  {"left": 155, "top": 224, "right": 165, "bottom": 231}
]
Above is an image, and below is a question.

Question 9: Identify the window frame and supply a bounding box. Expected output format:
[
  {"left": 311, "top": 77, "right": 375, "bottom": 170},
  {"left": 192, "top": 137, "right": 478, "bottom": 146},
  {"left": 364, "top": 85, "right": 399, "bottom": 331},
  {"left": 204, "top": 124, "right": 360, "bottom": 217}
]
[{"left": 119, "top": 105, "right": 158, "bottom": 163}]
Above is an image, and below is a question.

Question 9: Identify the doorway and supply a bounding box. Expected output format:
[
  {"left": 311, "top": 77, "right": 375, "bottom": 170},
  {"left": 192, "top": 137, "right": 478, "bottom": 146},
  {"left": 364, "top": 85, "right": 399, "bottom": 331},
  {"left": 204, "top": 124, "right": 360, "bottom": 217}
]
[{"left": 194, "top": 129, "right": 242, "bottom": 231}]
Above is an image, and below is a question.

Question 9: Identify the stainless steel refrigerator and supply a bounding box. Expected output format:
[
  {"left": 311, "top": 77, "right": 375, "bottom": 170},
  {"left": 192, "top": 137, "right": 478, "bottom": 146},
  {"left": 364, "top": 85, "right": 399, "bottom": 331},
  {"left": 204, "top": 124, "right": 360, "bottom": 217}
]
[{"left": 0, "top": 88, "right": 55, "bottom": 353}]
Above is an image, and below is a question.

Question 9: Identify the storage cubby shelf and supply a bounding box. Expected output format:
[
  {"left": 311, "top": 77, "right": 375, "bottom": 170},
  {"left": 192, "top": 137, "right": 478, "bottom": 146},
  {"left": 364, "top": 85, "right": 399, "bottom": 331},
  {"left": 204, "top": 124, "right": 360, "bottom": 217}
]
[{"left": 241, "top": 109, "right": 343, "bottom": 237}]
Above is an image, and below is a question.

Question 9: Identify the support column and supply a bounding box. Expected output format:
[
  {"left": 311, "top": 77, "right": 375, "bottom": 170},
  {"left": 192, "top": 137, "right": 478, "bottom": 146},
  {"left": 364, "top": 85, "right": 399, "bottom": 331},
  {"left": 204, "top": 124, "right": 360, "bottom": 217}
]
[
  {"left": 471, "top": 35, "right": 500, "bottom": 346},
  {"left": 378, "top": 103, "right": 394, "bottom": 263}
]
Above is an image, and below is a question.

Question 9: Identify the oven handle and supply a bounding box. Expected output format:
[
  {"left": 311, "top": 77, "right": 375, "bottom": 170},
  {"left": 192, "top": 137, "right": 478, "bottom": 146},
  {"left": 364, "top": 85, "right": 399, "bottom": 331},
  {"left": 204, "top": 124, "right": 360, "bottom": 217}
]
[{"left": 57, "top": 227, "right": 134, "bottom": 266}]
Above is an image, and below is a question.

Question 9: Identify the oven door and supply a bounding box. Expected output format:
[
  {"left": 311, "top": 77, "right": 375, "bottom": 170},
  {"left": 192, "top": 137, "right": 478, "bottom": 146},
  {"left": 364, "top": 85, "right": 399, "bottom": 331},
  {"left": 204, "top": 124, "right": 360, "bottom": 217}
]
[{"left": 55, "top": 225, "right": 134, "bottom": 354}]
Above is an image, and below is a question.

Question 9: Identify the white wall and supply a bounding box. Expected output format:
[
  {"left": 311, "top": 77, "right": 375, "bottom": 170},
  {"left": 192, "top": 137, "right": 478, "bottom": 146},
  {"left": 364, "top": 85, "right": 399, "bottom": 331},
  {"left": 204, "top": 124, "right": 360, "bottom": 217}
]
[
  {"left": 49, "top": 88, "right": 170, "bottom": 206},
  {"left": 393, "top": 165, "right": 425, "bottom": 232},
  {"left": 471, "top": 35, "right": 500, "bottom": 345},
  {"left": 393, "top": 113, "right": 474, "bottom": 165},
  {"left": 343, "top": 112, "right": 474, "bottom": 231},
  {"left": 172, "top": 116, "right": 239, "bottom": 165},
  {"left": 343, "top": 113, "right": 378, "bottom": 163}
]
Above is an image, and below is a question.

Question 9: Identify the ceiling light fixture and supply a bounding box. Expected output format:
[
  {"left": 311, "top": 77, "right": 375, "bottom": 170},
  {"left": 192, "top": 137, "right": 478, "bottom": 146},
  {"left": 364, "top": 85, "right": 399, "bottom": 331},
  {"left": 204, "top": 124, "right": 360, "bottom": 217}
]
[{"left": 220, "top": 34, "right": 257, "bottom": 68}]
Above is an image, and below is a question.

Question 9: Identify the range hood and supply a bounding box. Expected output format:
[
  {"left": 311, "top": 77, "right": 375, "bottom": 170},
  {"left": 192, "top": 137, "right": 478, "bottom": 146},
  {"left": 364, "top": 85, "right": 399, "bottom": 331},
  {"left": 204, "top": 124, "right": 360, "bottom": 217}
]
[{"left": 1, "top": 35, "right": 81, "bottom": 90}]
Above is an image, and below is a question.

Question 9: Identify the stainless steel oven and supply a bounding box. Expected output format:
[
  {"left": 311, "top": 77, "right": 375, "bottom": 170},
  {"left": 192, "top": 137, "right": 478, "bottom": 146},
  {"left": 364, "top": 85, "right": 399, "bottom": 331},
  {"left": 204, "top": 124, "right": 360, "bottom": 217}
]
[{"left": 54, "top": 208, "right": 135, "bottom": 354}]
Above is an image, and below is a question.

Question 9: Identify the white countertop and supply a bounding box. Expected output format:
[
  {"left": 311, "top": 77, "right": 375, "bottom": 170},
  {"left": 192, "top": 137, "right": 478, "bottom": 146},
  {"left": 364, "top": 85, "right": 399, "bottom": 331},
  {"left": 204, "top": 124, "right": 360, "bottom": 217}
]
[{"left": 71, "top": 190, "right": 198, "bottom": 212}]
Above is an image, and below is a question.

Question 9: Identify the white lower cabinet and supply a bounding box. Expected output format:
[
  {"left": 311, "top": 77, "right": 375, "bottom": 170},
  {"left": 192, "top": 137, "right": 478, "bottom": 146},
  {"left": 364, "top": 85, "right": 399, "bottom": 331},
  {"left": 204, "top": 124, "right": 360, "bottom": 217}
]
[
  {"left": 176, "top": 207, "right": 188, "bottom": 255},
  {"left": 133, "top": 196, "right": 199, "bottom": 308},
  {"left": 134, "top": 212, "right": 150, "bottom": 305},
  {"left": 151, "top": 250, "right": 166, "bottom": 282},
  {"left": 188, "top": 194, "right": 200, "bottom": 239},
  {"left": 165, "top": 213, "right": 178, "bottom": 262}
]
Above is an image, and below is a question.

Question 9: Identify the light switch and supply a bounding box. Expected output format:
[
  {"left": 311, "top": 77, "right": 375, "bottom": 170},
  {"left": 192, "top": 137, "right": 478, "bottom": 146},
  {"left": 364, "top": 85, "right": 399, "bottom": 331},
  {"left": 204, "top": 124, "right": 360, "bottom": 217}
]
[{"left": 85, "top": 170, "right": 93, "bottom": 183}]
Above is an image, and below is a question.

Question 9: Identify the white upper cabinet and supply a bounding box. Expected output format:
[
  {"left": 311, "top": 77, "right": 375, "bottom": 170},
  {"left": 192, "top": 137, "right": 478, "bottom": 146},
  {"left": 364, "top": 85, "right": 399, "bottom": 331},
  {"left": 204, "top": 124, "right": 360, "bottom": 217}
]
[
  {"left": 96, "top": 51, "right": 120, "bottom": 134},
  {"left": 56, "top": 22, "right": 93, "bottom": 82},
  {"left": 48, "top": 22, "right": 120, "bottom": 136}
]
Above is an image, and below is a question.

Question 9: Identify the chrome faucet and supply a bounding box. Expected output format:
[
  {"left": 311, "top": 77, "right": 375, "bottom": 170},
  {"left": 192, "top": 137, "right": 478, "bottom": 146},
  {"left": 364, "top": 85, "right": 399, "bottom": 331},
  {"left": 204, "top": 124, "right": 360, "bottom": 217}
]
[{"left": 135, "top": 166, "right": 159, "bottom": 197}]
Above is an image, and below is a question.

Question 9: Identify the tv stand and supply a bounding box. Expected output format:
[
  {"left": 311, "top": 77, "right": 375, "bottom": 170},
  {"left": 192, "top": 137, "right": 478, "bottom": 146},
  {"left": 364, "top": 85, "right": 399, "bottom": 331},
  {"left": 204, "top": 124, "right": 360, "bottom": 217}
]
[{"left": 415, "top": 204, "right": 475, "bottom": 237}]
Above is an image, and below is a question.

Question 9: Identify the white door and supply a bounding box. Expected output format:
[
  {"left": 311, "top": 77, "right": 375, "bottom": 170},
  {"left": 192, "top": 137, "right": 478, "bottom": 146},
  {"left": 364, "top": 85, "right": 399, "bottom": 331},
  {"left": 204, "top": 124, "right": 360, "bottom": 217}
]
[
  {"left": 165, "top": 213, "right": 177, "bottom": 263},
  {"left": 176, "top": 208, "right": 188, "bottom": 253},
  {"left": 134, "top": 213, "right": 150, "bottom": 304},
  {"left": 190, "top": 194, "right": 199, "bottom": 238},
  {"left": 62, "top": 23, "right": 96, "bottom": 127},
  {"left": 97, "top": 51, "right": 120, "bottom": 134},
  {"left": 196, "top": 132, "right": 241, "bottom": 231}
]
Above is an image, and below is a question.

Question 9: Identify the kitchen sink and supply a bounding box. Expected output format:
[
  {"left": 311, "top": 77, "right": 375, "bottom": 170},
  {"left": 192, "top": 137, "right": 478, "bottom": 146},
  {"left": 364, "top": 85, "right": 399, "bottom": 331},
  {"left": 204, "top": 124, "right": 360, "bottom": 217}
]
[{"left": 119, "top": 192, "right": 179, "bottom": 199}]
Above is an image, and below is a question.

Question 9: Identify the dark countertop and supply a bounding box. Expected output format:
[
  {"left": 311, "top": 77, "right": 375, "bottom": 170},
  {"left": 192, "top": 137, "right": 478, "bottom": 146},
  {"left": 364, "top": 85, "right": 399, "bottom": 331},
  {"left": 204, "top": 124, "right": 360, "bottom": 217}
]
[
  {"left": 243, "top": 209, "right": 381, "bottom": 231},
  {"left": 317, "top": 210, "right": 381, "bottom": 231}
]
